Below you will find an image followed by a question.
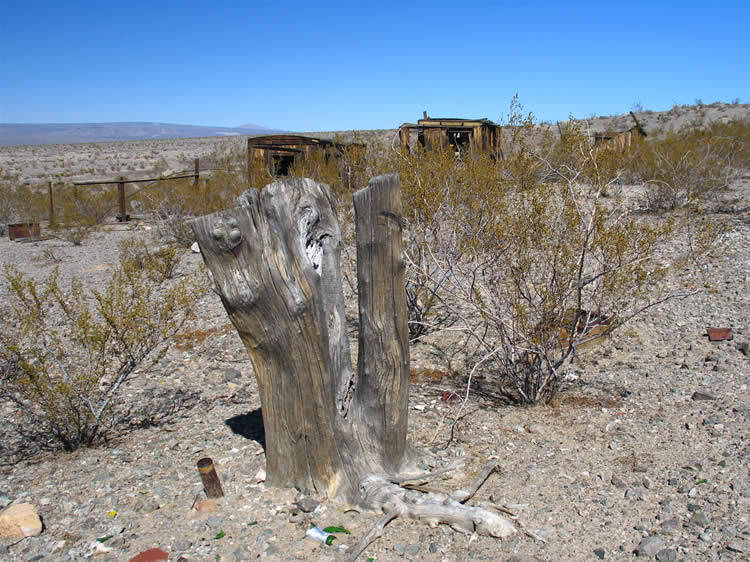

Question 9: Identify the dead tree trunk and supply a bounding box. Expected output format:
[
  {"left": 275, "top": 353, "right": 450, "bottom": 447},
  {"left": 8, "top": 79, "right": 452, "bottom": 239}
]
[
  {"left": 191, "top": 174, "right": 411, "bottom": 502},
  {"left": 191, "top": 174, "right": 515, "bottom": 541}
]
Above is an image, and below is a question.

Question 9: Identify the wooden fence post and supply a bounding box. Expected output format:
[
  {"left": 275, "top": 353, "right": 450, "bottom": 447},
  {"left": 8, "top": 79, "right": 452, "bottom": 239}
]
[
  {"left": 118, "top": 178, "right": 128, "bottom": 222},
  {"left": 48, "top": 180, "right": 55, "bottom": 226},
  {"left": 194, "top": 158, "right": 200, "bottom": 189}
]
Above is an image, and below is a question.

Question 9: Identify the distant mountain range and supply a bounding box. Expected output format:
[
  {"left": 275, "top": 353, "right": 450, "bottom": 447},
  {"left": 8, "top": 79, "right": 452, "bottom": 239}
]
[{"left": 0, "top": 122, "right": 286, "bottom": 146}]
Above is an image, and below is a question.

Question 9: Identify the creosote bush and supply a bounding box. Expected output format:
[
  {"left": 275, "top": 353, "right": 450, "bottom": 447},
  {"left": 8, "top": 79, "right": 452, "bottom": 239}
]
[
  {"left": 0, "top": 253, "right": 206, "bottom": 451},
  {"left": 623, "top": 119, "right": 750, "bottom": 211},
  {"left": 49, "top": 185, "right": 115, "bottom": 245},
  {"left": 0, "top": 168, "right": 47, "bottom": 230},
  {"left": 387, "top": 100, "right": 717, "bottom": 404},
  {"left": 118, "top": 236, "right": 182, "bottom": 282}
]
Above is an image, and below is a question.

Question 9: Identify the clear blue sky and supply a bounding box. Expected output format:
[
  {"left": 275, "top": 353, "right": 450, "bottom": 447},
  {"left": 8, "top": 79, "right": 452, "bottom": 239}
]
[{"left": 1, "top": 0, "right": 747, "bottom": 131}]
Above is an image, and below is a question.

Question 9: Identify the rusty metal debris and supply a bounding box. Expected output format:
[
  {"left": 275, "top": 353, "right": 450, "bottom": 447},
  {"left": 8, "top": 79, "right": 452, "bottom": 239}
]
[
  {"left": 706, "top": 327, "right": 733, "bottom": 341},
  {"left": 8, "top": 222, "right": 40, "bottom": 241}
]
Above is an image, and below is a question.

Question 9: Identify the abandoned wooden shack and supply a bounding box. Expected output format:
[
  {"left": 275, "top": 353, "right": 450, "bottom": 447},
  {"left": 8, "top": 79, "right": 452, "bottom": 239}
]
[
  {"left": 399, "top": 112, "right": 502, "bottom": 156},
  {"left": 593, "top": 111, "right": 647, "bottom": 152},
  {"left": 247, "top": 135, "right": 362, "bottom": 182}
]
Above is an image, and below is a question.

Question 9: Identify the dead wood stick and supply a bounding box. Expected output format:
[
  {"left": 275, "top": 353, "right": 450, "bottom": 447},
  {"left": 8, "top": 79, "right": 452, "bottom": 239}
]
[
  {"left": 450, "top": 460, "right": 498, "bottom": 503},
  {"left": 345, "top": 507, "right": 400, "bottom": 562},
  {"left": 521, "top": 526, "right": 547, "bottom": 543},
  {"left": 390, "top": 460, "right": 464, "bottom": 485}
]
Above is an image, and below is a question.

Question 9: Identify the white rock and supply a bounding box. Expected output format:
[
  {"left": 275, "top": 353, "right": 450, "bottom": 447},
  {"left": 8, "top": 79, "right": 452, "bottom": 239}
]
[
  {"left": 0, "top": 503, "right": 43, "bottom": 539},
  {"left": 255, "top": 468, "right": 266, "bottom": 482}
]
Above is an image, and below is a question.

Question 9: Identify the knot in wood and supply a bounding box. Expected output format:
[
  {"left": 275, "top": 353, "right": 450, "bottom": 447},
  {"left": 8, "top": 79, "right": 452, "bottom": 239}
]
[{"left": 211, "top": 217, "right": 242, "bottom": 251}]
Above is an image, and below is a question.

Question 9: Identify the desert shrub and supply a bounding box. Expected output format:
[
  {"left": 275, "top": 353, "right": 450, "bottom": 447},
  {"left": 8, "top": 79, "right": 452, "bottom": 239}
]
[
  {"left": 50, "top": 183, "right": 116, "bottom": 245},
  {"left": 0, "top": 169, "right": 47, "bottom": 229},
  {"left": 135, "top": 149, "right": 255, "bottom": 246},
  {"left": 0, "top": 254, "right": 206, "bottom": 451},
  {"left": 623, "top": 119, "right": 749, "bottom": 211},
  {"left": 388, "top": 100, "right": 713, "bottom": 404},
  {"left": 118, "top": 236, "right": 182, "bottom": 282}
]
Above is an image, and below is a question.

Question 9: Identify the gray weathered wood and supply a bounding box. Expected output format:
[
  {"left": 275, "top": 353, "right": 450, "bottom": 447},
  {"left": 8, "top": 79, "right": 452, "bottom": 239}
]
[
  {"left": 191, "top": 174, "right": 409, "bottom": 502},
  {"left": 351, "top": 174, "right": 410, "bottom": 472}
]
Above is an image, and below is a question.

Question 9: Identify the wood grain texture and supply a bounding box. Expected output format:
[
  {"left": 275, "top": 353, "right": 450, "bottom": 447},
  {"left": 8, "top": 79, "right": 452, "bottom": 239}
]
[{"left": 191, "top": 174, "right": 410, "bottom": 501}]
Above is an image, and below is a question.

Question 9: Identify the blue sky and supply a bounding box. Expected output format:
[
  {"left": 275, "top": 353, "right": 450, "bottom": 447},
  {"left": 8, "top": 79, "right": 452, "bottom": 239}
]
[{"left": 1, "top": 0, "right": 747, "bottom": 131}]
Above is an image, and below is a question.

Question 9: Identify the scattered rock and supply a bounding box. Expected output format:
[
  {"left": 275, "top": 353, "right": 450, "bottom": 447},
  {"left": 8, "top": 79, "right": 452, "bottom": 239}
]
[
  {"left": 194, "top": 499, "right": 216, "bottom": 513},
  {"left": 593, "top": 547, "right": 605, "bottom": 559},
  {"left": 691, "top": 391, "right": 717, "bottom": 401},
  {"left": 635, "top": 535, "right": 665, "bottom": 557},
  {"left": 655, "top": 548, "right": 676, "bottom": 562},
  {"left": 295, "top": 497, "right": 319, "bottom": 513},
  {"left": 658, "top": 518, "right": 680, "bottom": 535},
  {"left": 190, "top": 242, "right": 201, "bottom": 253},
  {"left": 0, "top": 503, "right": 43, "bottom": 539},
  {"left": 690, "top": 511, "right": 710, "bottom": 527},
  {"left": 223, "top": 368, "right": 242, "bottom": 383},
  {"left": 611, "top": 475, "right": 627, "bottom": 489},
  {"left": 725, "top": 542, "right": 746, "bottom": 553}
]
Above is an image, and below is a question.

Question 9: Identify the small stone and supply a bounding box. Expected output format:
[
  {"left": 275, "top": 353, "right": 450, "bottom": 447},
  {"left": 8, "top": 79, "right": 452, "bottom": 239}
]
[
  {"left": 659, "top": 518, "right": 680, "bottom": 535},
  {"left": 690, "top": 511, "right": 710, "bottom": 527},
  {"left": 699, "top": 532, "right": 711, "bottom": 542},
  {"left": 526, "top": 424, "right": 545, "bottom": 434},
  {"left": 295, "top": 497, "right": 319, "bottom": 513},
  {"left": 205, "top": 515, "right": 222, "bottom": 528},
  {"left": 636, "top": 535, "right": 665, "bottom": 557},
  {"left": 691, "top": 391, "right": 716, "bottom": 401},
  {"left": 625, "top": 487, "right": 644, "bottom": 500},
  {"left": 190, "top": 242, "right": 201, "bottom": 253},
  {"left": 655, "top": 548, "right": 676, "bottom": 562},
  {"left": 643, "top": 477, "right": 653, "bottom": 489},
  {"left": 0, "top": 503, "right": 43, "bottom": 539},
  {"left": 429, "top": 542, "right": 438, "bottom": 553},
  {"left": 611, "top": 475, "right": 627, "bottom": 489},
  {"left": 223, "top": 368, "right": 242, "bottom": 382},
  {"left": 634, "top": 464, "right": 649, "bottom": 473},
  {"left": 255, "top": 468, "right": 266, "bottom": 482},
  {"left": 194, "top": 499, "right": 216, "bottom": 513},
  {"left": 593, "top": 547, "right": 605, "bottom": 559},
  {"left": 394, "top": 543, "right": 420, "bottom": 554},
  {"left": 725, "top": 542, "right": 746, "bottom": 553}
]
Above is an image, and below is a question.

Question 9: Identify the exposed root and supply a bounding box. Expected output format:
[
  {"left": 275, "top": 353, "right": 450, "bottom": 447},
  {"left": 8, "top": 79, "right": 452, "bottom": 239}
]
[
  {"left": 344, "top": 461, "right": 516, "bottom": 560},
  {"left": 345, "top": 507, "right": 400, "bottom": 562},
  {"left": 357, "top": 473, "right": 516, "bottom": 538},
  {"left": 450, "top": 460, "right": 498, "bottom": 503}
]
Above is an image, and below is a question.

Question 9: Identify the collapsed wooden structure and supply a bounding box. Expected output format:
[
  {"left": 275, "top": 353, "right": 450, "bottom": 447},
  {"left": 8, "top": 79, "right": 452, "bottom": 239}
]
[
  {"left": 247, "top": 135, "right": 363, "bottom": 181},
  {"left": 593, "top": 111, "right": 647, "bottom": 152},
  {"left": 399, "top": 112, "right": 502, "bottom": 156}
]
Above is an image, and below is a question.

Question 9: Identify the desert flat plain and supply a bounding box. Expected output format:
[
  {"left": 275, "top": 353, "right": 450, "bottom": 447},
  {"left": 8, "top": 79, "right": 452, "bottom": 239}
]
[{"left": 1, "top": 104, "right": 749, "bottom": 561}]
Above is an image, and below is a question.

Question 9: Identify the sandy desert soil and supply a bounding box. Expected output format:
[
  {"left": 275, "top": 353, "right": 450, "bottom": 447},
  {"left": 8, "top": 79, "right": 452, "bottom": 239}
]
[{"left": 0, "top": 108, "right": 749, "bottom": 561}]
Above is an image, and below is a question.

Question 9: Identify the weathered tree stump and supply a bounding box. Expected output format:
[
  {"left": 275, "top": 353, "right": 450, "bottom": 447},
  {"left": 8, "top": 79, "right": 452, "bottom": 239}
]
[
  {"left": 191, "top": 173, "right": 514, "bottom": 540},
  {"left": 191, "top": 174, "right": 410, "bottom": 502}
]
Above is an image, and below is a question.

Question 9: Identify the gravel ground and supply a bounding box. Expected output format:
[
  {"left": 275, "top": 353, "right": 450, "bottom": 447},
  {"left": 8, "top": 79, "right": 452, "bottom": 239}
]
[{"left": 0, "top": 178, "right": 749, "bottom": 561}]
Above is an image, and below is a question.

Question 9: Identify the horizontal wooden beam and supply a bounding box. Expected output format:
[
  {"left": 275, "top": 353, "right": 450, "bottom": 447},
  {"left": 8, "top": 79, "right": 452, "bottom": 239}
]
[{"left": 72, "top": 173, "right": 197, "bottom": 186}]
